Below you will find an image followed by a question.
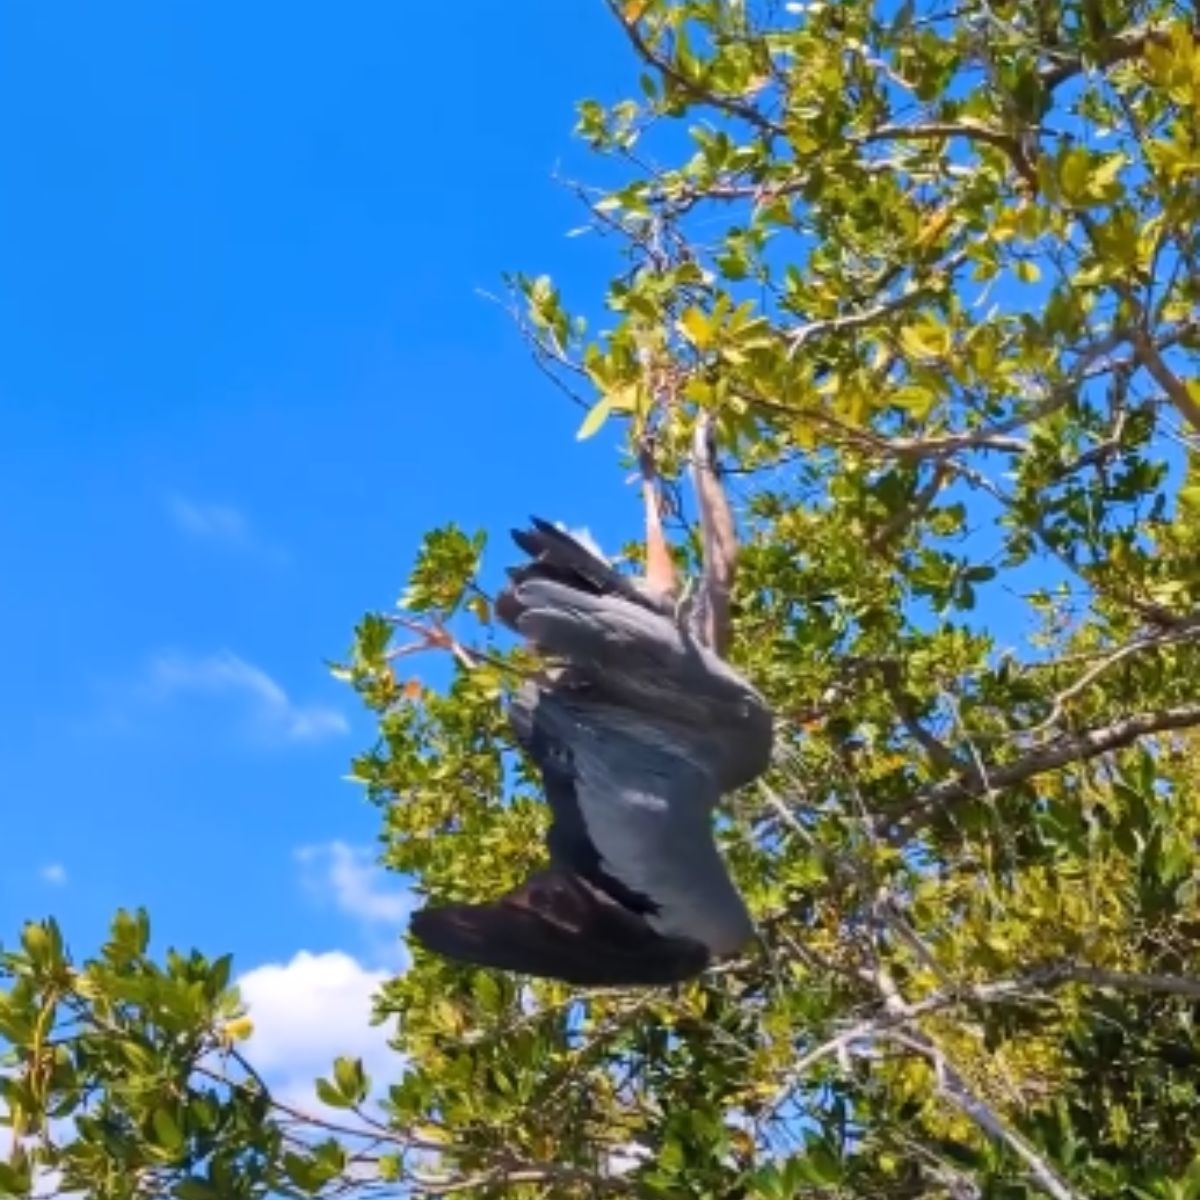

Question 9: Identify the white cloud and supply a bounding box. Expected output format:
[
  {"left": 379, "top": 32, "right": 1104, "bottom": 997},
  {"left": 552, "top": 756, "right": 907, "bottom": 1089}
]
[
  {"left": 167, "top": 495, "right": 252, "bottom": 545},
  {"left": 143, "top": 650, "right": 348, "bottom": 744},
  {"left": 296, "top": 841, "right": 414, "bottom": 925},
  {"left": 166, "top": 495, "right": 287, "bottom": 564},
  {"left": 236, "top": 951, "right": 397, "bottom": 1109},
  {"left": 39, "top": 863, "right": 67, "bottom": 885},
  {"left": 3, "top": 951, "right": 399, "bottom": 1183}
]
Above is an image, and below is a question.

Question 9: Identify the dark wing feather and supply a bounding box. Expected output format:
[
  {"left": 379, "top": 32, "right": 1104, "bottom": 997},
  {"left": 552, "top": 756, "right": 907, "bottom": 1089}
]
[
  {"left": 409, "top": 868, "right": 708, "bottom": 987},
  {"left": 509, "top": 684, "right": 658, "bottom": 916}
]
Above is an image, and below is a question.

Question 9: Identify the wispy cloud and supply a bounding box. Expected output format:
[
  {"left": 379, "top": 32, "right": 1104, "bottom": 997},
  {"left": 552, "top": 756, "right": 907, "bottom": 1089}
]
[
  {"left": 167, "top": 495, "right": 251, "bottom": 544},
  {"left": 166, "top": 494, "right": 286, "bottom": 563},
  {"left": 143, "top": 651, "right": 348, "bottom": 744},
  {"left": 39, "top": 863, "right": 67, "bottom": 886},
  {"left": 296, "top": 841, "right": 414, "bottom": 926}
]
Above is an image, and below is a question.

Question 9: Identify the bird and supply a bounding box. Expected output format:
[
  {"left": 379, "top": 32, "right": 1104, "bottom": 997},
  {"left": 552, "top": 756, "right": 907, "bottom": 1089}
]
[{"left": 408, "top": 419, "right": 774, "bottom": 986}]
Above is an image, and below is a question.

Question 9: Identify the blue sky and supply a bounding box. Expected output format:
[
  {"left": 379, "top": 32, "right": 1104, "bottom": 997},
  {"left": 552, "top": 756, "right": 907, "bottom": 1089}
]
[
  {"left": 0, "top": 1, "right": 649, "bottom": 1079},
  {"left": 1, "top": 2, "right": 1178, "bottom": 1113}
]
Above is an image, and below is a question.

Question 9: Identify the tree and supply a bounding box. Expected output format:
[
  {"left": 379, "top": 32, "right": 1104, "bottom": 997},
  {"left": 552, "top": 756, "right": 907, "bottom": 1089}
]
[{"left": 4, "top": 1, "right": 1200, "bottom": 1196}]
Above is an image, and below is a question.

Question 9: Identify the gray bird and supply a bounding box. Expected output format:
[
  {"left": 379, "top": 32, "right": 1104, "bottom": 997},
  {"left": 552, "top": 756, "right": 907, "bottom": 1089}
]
[{"left": 409, "top": 422, "right": 773, "bottom": 986}]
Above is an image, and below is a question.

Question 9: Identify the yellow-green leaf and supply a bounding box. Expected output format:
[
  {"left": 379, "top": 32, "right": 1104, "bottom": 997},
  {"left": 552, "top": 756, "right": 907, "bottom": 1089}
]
[
  {"left": 576, "top": 395, "right": 614, "bottom": 440},
  {"left": 891, "top": 385, "right": 939, "bottom": 418},
  {"left": 899, "top": 319, "right": 951, "bottom": 360},
  {"left": 677, "top": 306, "right": 713, "bottom": 349},
  {"left": 1058, "top": 146, "right": 1091, "bottom": 203},
  {"left": 221, "top": 1016, "right": 254, "bottom": 1043},
  {"left": 152, "top": 1109, "right": 184, "bottom": 1152}
]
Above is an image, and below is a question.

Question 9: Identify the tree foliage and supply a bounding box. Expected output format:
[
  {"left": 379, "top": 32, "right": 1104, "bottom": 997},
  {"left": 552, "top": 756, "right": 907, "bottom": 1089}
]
[{"left": 5, "top": 1, "right": 1200, "bottom": 1196}]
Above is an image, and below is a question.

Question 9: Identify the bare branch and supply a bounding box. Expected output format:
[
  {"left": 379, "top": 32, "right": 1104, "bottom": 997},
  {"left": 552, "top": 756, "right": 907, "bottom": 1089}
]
[
  {"left": 888, "top": 1029, "right": 1084, "bottom": 1200},
  {"left": 1065, "top": 965, "right": 1200, "bottom": 1002},
  {"left": 410, "top": 1162, "right": 620, "bottom": 1197},
  {"left": 733, "top": 384, "right": 1038, "bottom": 461},
  {"left": 867, "top": 462, "right": 950, "bottom": 552},
  {"left": 788, "top": 250, "right": 969, "bottom": 353},
  {"left": 859, "top": 120, "right": 1038, "bottom": 190},
  {"left": 893, "top": 703, "right": 1200, "bottom": 840},
  {"left": 1133, "top": 325, "right": 1200, "bottom": 432},
  {"left": 1072, "top": 210, "right": 1200, "bottom": 433},
  {"left": 1039, "top": 23, "right": 1178, "bottom": 89},
  {"left": 1028, "top": 613, "right": 1200, "bottom": 735}
]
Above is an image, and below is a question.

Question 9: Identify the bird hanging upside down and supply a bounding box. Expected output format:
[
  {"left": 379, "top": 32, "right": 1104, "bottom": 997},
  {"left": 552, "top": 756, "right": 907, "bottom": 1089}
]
[{"left": 408, "top": 418, "right": 774, "bottom": 986}]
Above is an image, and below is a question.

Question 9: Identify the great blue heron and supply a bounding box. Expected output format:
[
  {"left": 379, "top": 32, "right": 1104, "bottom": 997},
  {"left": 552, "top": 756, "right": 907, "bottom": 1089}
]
[{"left": 409, "top": 419, "right": 774, "bottom": 986}]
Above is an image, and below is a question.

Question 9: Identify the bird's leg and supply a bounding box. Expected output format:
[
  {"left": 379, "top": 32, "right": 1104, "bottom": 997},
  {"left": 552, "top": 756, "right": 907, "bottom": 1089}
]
[
  {"left": 690, "top": 413, "right": 737, "bottom": 657},
  {"left": 639, "top": 435, "right": 678, "bottom": 602}
]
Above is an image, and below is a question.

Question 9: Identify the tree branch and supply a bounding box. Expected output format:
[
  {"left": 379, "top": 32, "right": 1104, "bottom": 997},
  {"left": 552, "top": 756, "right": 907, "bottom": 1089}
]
[
  {"left": 1039, "top": 23, "right": 1178, "bottom": 89},
  {"left": 877, "top": 659, "right": 967, "bottom": 773},
  {"left": 892, "top": 703, "right": 1200, "bottom": 840},
  {"left": 605, "top": 0, "right": 784, "bottom": 138},
  {"left": 788, "top": 250, "right": 969, "bottom": 353},
  {"left": 1133, "top": 325, "right": 1200, "bottom": 432},
  {"left": 887, "top": 1029, "right": 1084, "bottom": 1200},
  {"left": 859, "top": 120, "right": 1038, "bottom": 190},
  {"left": 1027, "top": 613, "right": 1200, "bottom": 735}
]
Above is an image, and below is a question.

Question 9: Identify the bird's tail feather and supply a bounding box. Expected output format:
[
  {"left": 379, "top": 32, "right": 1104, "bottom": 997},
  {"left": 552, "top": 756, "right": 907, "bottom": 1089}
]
[
  {"left": 409, "top": 868, "right": 708, "bottom": 986},
  {"left": 497, "top": 517, "right": 669, "bottom": 633}
]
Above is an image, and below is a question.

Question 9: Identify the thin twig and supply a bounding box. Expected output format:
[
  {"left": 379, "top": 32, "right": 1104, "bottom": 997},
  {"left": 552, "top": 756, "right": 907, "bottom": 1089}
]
[
  {"left": 788, "top": 250, "right": 969, "bottom": 353},
  {"left": 1028, "top": 613, "right": 1200, "bottom": 735},
  {"left": 605, "top": 0, "right": 786, "bottom": 139},
  {"left": 878, "top": 659, "right": 967, "bottom": 773}
]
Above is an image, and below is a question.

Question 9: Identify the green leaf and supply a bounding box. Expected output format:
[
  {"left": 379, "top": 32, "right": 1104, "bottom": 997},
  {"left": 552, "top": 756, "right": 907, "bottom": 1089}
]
[
  {"left": 399, "top": 524, "right": 485, "bottom": 614},
  {"left": 1059, "top": 146, "right": 1092, "bottom": 203},
  {"left": 576, "top": 393, "right": 615, "bottom": 440},
  {"left": 332, "top": 1056, "right": 369, "bottom": 1106},
  {"left": 891, "top": 384, "right": 938, "bottom": 418},
  {"left": 207, "top": 953, "right": 232, "bottom": 997},
  {"left": 0, "top": 1158, "right": 31, "bottom": 1197},
  {"left": 173, "top": 1183, "right": 220, "bottom": 1200},
  {"left": 314, "top": 1076, "right": 352, "bottom": 1110},
  {"left": 576, "top": 384, "right": 638, "bottom": 440},
  {"left": 898, "top": 318, "right": 951, "bottom": 359},
  {"left": 152, "top": 1108, "right": 185, "bottom": 1152}
]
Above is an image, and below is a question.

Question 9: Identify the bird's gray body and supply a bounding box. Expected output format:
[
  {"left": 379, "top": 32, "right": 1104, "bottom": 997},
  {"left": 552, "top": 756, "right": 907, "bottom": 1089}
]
[
  {"left": 511, "top": 687, "right": 757, "bottom": 957},
  {"left": 409, "top": 516, "right": 774, "bottom": 986}
]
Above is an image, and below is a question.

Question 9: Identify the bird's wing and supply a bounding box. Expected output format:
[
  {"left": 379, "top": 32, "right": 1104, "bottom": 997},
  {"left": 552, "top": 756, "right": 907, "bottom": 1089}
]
[
  {"left": 505, "top": 573, "right": 773, "bottom": 792},
  {"left": 410, "top": 684, "right": 713, "bottom": 987},
  {"left": 408, "top": 869, "right": 709, "bottom": 986},
  {"left": 526, "top": 690, "right": 755, "bottom": 959},
  {"left": 508, "top": 681, "right": 657, "bottom": 917}
]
